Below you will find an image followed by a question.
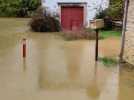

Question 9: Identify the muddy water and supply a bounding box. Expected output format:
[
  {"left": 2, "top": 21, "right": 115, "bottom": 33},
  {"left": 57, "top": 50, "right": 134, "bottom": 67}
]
[
  {"left": 99, "top": 37, "right": 121, "bottom": 58},
  {"left": 0, "top": 18, "right": 134, "bottom": 100},
  {"left": 119, "top": 64, "right": 134, "bottom": 100}
]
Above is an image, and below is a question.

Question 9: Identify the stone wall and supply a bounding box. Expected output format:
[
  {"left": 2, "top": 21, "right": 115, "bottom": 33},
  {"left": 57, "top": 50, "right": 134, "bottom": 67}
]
[{"left": 124, "top": 0, "right": 134, "bottom": 65}]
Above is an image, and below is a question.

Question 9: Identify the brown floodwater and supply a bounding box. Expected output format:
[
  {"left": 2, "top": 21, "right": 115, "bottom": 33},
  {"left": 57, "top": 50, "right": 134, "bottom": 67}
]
[{"left": 0, "top": 18, "right": 134, "bottom": 100}]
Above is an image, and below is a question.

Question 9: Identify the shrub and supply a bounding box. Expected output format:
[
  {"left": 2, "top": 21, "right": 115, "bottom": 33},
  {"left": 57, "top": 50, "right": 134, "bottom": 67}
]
[
  {"left": 30, "top": 7, "right": 61, "bottom": 32},
  {"left": 61, "top": 29, "right": 96, "bottom": 40},
  {"left": 99, "top": 57, "right": 118, "bottom": 66}
]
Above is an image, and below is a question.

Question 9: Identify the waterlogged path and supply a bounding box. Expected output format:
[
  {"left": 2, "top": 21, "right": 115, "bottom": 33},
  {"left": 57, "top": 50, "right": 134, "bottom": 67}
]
[{"left": 0, "top": 18, "right": 133, "bottom": 100}]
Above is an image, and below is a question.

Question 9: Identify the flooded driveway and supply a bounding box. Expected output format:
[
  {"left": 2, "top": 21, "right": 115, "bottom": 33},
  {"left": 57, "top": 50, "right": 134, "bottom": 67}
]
[{"left": 0, "top": 18, "right": 133, "bottom": 100}]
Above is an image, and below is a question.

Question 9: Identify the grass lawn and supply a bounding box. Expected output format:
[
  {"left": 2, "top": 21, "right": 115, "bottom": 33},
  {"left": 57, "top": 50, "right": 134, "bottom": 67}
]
[{"left": 100, "top": 30, "right": 121, "bottom": 39}]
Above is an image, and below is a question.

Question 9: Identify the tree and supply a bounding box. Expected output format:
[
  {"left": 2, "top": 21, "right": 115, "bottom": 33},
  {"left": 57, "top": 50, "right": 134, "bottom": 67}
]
[
  {"left": 96, "top": 0, "right": 123, "bottom": 20},
  {"left": 108, "top": 0, "right": 123, "bottom": 20},
  {"left": 95, "top": 0, "right": 123, "bottom": 30},
  {"left": 0, "top": 0, "right": 40, "bottom": 17},
  {"left": 17, "top": 0, "right": 41, "bottom": 17}
]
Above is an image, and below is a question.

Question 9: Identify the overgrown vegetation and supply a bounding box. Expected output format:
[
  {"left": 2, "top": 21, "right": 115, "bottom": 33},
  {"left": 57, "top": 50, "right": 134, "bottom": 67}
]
[
  {"left": 61, "top": 28, "right": 96, "bottom": 40},
  {"left": 30, "top": 7, "right": 60, "bottom": 32},
  {"left": 99, "top": 57, "right": 118, "bottom": 66},
  {"left": 0, "top": 0, "right": 40, "bottom": 17}
]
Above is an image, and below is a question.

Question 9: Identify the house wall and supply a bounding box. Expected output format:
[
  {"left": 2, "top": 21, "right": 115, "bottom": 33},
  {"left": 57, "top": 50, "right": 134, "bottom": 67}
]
[
  {"left": 41, "top": 0, "right": 109, "bottom": 27},
  {"left": 124, "top": 0, "right": 134, "bottom": 65}
]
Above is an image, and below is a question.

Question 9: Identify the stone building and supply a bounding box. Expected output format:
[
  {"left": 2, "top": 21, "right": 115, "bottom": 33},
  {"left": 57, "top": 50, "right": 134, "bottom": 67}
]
[{"left": 122, "top": 0, "right": 134, "bottom": 65}]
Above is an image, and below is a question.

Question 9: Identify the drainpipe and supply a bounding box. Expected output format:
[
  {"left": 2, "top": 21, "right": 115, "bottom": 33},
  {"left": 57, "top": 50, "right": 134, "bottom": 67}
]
[{"left": 120, "top": 0, "right": 129, "bottom": 62}]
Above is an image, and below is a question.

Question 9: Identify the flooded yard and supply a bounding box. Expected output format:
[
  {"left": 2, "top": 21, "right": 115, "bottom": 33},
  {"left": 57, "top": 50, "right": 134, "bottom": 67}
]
[{"left": 0, "top": 18, "right": 133, "bottom": 100}]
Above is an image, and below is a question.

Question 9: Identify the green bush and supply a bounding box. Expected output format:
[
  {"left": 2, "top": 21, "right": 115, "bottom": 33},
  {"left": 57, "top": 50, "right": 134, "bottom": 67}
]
[{"left": 30, "top": 7, "right": 61, "bottom": 32}]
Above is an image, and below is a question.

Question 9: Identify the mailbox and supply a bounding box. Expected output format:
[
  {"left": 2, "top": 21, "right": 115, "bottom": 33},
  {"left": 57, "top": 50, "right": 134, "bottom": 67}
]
[
  {"left": 90, "top": 19, "right": 104, "bottom": 29},
  {"left": 89, "top": 19, "right": 104, "bottom": 61}
]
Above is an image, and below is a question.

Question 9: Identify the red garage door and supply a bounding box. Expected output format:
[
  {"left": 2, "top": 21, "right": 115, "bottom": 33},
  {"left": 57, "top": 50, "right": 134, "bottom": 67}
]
[{"left": 61, "top": 6, "right": 84, "bottom": 31}]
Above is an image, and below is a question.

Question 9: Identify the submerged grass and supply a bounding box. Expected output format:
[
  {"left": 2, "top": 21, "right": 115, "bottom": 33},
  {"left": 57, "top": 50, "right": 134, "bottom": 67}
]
[
  {"left": 99, "top": 57, "right": 118, "bottom": 66},
  {"left": 60, "top": 29, "right": 96, "bottom": 41}
]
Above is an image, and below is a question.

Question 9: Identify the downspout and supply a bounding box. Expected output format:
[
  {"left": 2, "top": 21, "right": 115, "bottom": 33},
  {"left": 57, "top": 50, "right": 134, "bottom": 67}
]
[{"left": 120, "top": 0, "right": 129, "bottom": 62}]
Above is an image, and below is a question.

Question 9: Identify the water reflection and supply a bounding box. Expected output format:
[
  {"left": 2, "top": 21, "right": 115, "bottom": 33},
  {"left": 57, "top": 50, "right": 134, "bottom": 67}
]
[
  {"left": 17, "top": 34, "right": 119, "bottom": 100},
  {"left": 119, "top": 63, "right": 134, "bottom": 100},
  {"left": 0, "top": 24, "right": 134, "bottom": 100},
  {"left": 18, "top": 41, "right": 134, "bottom": 100},
  {"left": 86, "top": 62, "right": 100, "bottom": 100},
  {"left": 66, "top": 45, "right": 81, "bottom": 81},
  {"left": 22, "top": 58, "right": 27, "bottom": 71}
]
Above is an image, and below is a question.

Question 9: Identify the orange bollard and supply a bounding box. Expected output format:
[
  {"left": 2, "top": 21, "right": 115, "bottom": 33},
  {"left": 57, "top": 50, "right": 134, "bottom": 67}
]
[{"left": 22, "top": 38, "right": 26, "bottom": 58}]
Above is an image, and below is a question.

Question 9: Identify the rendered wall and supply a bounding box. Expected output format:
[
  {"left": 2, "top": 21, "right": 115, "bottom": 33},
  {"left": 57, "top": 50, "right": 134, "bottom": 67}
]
[{"left": 124, "top": 0, "right": 134, "bottom": 65}]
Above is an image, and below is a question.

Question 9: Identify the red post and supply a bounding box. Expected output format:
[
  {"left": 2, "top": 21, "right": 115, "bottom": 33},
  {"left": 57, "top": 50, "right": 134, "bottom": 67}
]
[{"left": 22, "top": 38, "right": 26, "bottom": 58}]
